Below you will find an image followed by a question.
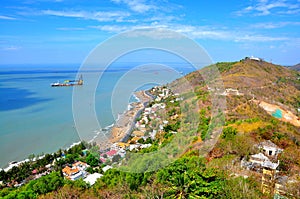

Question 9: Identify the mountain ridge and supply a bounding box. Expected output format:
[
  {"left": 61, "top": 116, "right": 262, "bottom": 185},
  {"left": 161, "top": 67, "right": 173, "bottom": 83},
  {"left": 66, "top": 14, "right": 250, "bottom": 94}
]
[{"left": 291, "top": 63, "right": 300, "bottom": 71}]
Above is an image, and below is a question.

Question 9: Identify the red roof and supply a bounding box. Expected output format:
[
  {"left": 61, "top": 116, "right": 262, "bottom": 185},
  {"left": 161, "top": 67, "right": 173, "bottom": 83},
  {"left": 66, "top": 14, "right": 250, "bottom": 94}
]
[
  {"left": 106, "top": 150, "right": 117, "bottom": 156},
  {"left": 100, "top": 158, "right": 106, "bottom": 163}
]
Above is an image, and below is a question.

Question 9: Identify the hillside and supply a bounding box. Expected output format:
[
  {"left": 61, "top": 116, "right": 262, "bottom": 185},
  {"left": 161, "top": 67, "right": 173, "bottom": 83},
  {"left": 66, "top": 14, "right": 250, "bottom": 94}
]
[
  {"left": 1, "top": 58, "right": 299, "bottom": 199},
  {"left": 175, "top": 58, "right": 300, "bottom": 146},
  {"left": 170, "top": 58, "right": 300, "bottom": 196},
  {"left": 291, "top": 63, "right": 300, "bottom": 71}
]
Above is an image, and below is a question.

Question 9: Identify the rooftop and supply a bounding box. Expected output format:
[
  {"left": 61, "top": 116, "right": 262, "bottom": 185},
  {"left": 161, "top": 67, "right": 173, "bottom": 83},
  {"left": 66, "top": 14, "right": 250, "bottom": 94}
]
[
  {"left": 106, "top": 150, "right": 117, "bottom": 157},
  {"left": 257, "top": 140, "right": 282, "bottom": 150},
  {"left": 251, "top": 153, "right": 269, "bottom": 161},
  {"left": 73, "top": 161, "right": 88, "bottom": 168},
  {"left": 62, "top": 166, "right": 79, "bottom": 176},
  {"left": 84, "top": 173, "right": 103, "bottom": 185}
]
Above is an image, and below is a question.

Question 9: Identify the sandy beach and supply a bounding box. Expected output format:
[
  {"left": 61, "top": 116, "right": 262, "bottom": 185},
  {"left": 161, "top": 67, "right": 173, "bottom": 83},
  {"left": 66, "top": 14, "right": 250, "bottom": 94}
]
[{"left": 94, "top": 90, "right": 152, "bottom": 148}]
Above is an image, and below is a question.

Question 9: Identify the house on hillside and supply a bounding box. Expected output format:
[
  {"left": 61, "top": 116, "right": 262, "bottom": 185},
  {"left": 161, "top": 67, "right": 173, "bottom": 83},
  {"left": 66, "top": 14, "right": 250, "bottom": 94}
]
[
  {"left": 246, "top": 56, "right": 262, "bottom": 61},
  {"left": 62, "top": 161, "right": 89, "bottom": 181},
  {"left": 241, "top": 140, "right": 287, "bottom": 196},
  {"left": 220, "top": 88, "right": 243, "bottom": 96},
  {"left": 62, "top": 166, "right": 83, "bottom": 181},
  {"left": 242, "top": 140, "right": 282, "bottom": 171},
  {"left": 116, "top": 142, "right": 130, "bottom": 150},
  {"left": 102, "top": 165, "right": 112, "bottom": 173},
  {"left": 73, "top": 161, "right": 89, "bottom": 171},
  {"left": 105, "top": 150, "right": 117, "bottom": 160},
  {"left": 84, "top": 173, "right": 103, "bottom": 185},
  {"left": 256, "top": 140, "right": 283, "bottom": 159}
]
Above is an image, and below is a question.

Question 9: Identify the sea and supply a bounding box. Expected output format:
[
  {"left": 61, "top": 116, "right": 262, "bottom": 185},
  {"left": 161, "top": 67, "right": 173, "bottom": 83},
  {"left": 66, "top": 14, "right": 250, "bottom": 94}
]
[{"left": 0, "top": 62, "right": 196, "bottom": 168}]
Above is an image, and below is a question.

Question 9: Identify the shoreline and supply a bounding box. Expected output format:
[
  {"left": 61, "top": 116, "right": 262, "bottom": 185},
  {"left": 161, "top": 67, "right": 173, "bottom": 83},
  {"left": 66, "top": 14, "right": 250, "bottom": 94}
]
[
  {"left": 1, "top": 90, "right": 153, "bottom": 171},
  {"left": 110, "top": 90, "right": 152, "bottom": 143},
  {"left": 1, "top": 141, "right": 83, "bottom": 172}
]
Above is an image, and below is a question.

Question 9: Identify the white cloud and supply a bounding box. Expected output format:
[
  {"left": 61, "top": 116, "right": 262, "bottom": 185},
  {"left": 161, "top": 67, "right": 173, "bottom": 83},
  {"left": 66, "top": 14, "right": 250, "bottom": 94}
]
[
  {"left": 0, "top": 15, "right": 16, "bottom": 20},
  {"left": 174, "top": 25, "right": 289, "bottom": 42},
  {"left": 90, "top": 25, "right": 131, "bottom": 33},
  {"left": 236, "top": 0, "right": 300, "bottom": 16},
  {"left": 278, "top": 8, "right": 300, "bottom": 14},
  {"left": 56, "top": 27, "right": 85, "bottom": 31},
  {"left": 2, "top": 46, "right": 21, "bottom": 51},
  {"left": 90, "top": 24, "right": 290, "bottom": 42},
  {"left": 234, "top": 35, "right": 288, "bottom": 42},
  {"left": 41, "top": 10, "right": 131, "bottom": 22},
  {"left": 250, "top": 21, "right": 300, "bottom": 29},
  {"left": 146, "top": 15, "right": 180, "bottom": 23},
  {"left": 111, "top": 0, "right": 156, "bottom": 13},
  {"left": 122, "top": 27, "right": 185, "bottom": 39}
]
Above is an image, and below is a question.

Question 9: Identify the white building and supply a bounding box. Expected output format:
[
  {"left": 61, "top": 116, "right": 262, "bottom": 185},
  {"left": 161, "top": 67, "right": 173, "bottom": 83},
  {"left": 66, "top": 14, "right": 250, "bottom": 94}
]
[
  {"left": 84, "top": 173, "right": 103, "bottom": 185},
  {"left": 249, "top": 56, "right": 261, "bottom": 61},
  {"left": 257, "top": 140, "right": 283, "bottom": 158},
  {"left": 102, "top": 165, "right": 113, "bottom": 173},
  {"left": 62, "top": 161, "right": 89, "bottom": 181}
]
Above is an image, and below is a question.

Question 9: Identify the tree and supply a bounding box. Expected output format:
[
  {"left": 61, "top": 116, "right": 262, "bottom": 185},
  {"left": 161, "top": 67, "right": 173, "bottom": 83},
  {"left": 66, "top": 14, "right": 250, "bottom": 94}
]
[
  {"left": 26, "top": 172, "right": 64, "bottom": 195},
  {"left": 157, "top": 156, "right": 224, "bottom": 198},
  {"left": 0, "top": 170, "right": 7, "bottom": 182},
  {"left": 28, "top": 154, "right": 35, "bottom": 161},
  {"left": 221, "top": 127, "right": 237, "bottom": 140},
  {"left": 112, "top": 154, "right": 121, "bottom": 163},
  {"left": 86, "top": 154, "right": 99, "bottom": 167}
]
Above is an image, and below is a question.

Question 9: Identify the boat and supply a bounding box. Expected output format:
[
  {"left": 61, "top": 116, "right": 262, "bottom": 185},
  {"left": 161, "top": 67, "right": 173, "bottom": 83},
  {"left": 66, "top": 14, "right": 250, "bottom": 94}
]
[{"left": 51, "top": 75, "right": 83, "bottom": 87}]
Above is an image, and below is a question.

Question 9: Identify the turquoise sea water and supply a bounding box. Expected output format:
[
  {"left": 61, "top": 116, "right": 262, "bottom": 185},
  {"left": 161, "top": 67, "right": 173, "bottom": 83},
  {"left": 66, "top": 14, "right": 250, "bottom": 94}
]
[{"left": 0, "top": 63, "right": 195, "bottom": 168}]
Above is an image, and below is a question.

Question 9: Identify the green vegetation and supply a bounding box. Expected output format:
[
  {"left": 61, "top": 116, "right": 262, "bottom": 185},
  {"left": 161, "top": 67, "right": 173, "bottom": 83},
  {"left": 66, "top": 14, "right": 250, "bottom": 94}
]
[
  {"left": 1, "top": 151, "right": 260, "bottom": 198},
  {"left": 214, "top": 62, "right": 237, "bottom": 73},
  {"left": 0, "top": 172, "right": 64, "bottom": 198},
  {"left": 156, "top": 156, "right": 225, "bottom": 198},
  {"left": 221, "top": 127, "right": 237, "bottom": 140},
  {"left": 198, "top": 109, "right": 211, "bottom": 140},
  {"left": 1, "top": 60, "right": 300, "bottom": 198}
]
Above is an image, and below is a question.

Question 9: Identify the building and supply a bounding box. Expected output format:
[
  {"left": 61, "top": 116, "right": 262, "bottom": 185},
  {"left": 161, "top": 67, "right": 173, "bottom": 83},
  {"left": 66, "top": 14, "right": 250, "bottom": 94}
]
[
  {"left": 220, "top": 88, "right": 243, "bottom": 96},
  {"left": 129, "top": 144, "right": 140, "bottom": 151},
  {"left": 106, "top": 150, "right": 117, "bottom": 157},
  {"left": 132, "top": 130, "right": 145, "bottom": 137},
  {"left": 255, "top": 141, "right": 283, "bottom": 196},
  {"left": 116, "top": 142, "right": 130, "bottom": 150},
  {"left": 240, "top": 140, "right": 291, "bottom": 197},
  {"left": 246, "top": 56, "right": 262, "bottom": 61},
  {"left": 73, "top": 161, "right": 89, "bottom": 171},
  {"left": 62, "top": 161, "right": 89, "bottom": 181},
  {"left": 62, "top": 166, "right": 84, "bottom": 181},
  {"left": 102, "top": 165, "right": 113, "bottom": 173},
  {"left": 246, "top": 140, "right": 282, "bottom": 171},
  {"left": 249, "top": 153, "right": 280, "bottom": 170},
  {"left": 257, "top": 140, "right": 283, "bottom": 159},
  {"left": 250, "top": 153, "right": 269, "bottom": 165},
  {"left": 84, "top": 173, "right": 103, "bottom": 185}
]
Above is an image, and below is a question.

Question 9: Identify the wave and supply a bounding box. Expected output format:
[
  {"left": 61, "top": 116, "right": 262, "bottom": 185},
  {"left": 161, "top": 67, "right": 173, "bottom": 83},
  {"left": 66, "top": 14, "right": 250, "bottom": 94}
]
[
  {"left": 1, "top": 141, "right": 82, "bottom": 172},
  {"left": 88, "top": 122, "right": 115, "bottom": 143},
  {"left": 132, "top": 93, "right": 140, "bottom": 102}
]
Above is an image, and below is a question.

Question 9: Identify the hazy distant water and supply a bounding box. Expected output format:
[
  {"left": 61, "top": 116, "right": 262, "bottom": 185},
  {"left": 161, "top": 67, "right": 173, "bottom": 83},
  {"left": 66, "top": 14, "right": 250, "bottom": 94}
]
[{"left": 0, "top": 63, "right": 195, "bottom": 168}]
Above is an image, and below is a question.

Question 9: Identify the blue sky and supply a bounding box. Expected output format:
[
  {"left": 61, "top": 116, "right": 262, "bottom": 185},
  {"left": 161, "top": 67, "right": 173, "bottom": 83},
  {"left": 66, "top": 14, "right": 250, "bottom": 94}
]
[{"left": 0, "top": 0, "right": 300, "bottom": 65}]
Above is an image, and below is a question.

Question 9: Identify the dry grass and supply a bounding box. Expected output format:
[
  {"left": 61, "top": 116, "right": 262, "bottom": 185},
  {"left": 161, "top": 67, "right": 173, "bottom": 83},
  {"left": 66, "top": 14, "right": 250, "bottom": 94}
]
[{"left": 230, "top": 121, "right": 268, "bottom": 133}]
